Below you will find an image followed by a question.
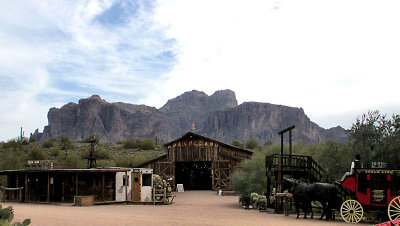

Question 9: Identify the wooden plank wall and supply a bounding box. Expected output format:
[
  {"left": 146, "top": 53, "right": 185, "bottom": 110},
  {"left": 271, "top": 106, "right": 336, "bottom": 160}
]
[{"left": 166, "top": 137, "right": 252, "bottom": 173}]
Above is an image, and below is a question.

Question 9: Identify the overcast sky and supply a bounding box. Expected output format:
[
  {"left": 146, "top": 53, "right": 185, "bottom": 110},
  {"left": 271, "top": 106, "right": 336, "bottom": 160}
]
[{"left": 1, "top": 0, "right": 399, "bottom": 141}]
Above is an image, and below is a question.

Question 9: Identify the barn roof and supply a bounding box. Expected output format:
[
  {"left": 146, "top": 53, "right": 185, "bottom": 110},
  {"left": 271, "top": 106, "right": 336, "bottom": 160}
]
[{"left": 163, "top": 132, "right": 253, "bottom": 155}]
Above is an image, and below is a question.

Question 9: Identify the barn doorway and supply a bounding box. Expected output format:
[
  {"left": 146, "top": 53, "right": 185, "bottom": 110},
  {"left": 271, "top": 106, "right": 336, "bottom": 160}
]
[{"left": 175, "top": 161, "right": 212, "bottom": 190}]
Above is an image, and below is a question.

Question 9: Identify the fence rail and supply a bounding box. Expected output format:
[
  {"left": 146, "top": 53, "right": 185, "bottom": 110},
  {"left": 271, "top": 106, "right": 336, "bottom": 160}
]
[{"left": 265, "top": 154, "right": 325, "bottom": 182}]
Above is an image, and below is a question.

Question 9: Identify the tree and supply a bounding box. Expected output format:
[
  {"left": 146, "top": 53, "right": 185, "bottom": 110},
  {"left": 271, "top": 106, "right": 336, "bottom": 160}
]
[
  {"left": 347, "top": 110, "right": 400, "bottom": 167},
  {"left": 245, "top": 139, "right": 259, "bottom": 150},
  {"left": 230, "top": 140, "right": 244, "bottom": 148},
  {"left": 60, "top": 135, "right": 74, "bottom": 150},
  {"left": 231, "top": 150, "right": 267, "bottom": 195}
]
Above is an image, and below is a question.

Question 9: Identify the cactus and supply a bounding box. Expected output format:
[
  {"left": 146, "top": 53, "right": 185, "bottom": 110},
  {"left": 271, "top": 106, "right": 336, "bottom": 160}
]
[{"left": 0, "top": 205, "right": 30, "bottom": 226}]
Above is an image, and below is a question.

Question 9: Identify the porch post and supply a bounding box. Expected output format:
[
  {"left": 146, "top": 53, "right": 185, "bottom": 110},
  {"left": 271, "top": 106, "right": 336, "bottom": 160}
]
[{"left": 47, "top": 173, "right": 50, "bottom": 202}]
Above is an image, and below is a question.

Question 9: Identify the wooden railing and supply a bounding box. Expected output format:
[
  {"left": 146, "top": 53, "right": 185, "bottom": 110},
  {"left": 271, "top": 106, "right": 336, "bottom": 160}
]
[{"left": 265, "top": 154, "right": 325, "bottom": 182}]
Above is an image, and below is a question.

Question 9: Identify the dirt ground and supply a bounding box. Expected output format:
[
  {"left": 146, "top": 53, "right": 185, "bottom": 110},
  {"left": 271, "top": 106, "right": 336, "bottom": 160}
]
[{"left": 5, "top": 191, "right": 356, "bottom": 226}]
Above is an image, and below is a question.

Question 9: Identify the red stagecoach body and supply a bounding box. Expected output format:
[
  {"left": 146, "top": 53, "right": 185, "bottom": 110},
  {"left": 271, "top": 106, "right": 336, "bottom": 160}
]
[
  {"left": 341, "top": 169, "right": 400, "bottom": 207},
  {"left": 339, "top": 167, "right": 400, "bottom": 223}
]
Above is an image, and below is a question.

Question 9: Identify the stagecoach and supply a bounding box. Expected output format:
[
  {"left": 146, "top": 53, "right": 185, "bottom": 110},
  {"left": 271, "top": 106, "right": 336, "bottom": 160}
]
[{"left": 338, "top": 162, "right": 400, "bottom": 223}]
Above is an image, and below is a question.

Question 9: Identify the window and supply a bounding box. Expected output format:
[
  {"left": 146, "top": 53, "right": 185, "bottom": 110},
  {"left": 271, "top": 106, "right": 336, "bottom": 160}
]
[
  {"left": 142, "top": 174, "right": 152, "bottom": 187},
  {"left": 357, "top": 173, "right": 367, "bottom": 194},
  {"left": 391, "top": 175, "right": 400, "bottom": 196},
  {"left": 123, "top": 175, "right": 129, "bottom": 186}
]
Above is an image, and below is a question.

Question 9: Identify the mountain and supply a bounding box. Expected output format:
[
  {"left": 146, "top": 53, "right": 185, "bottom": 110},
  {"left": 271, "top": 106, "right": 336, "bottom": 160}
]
[
  {"left": 160, "top": 90, "right": 238, "bottom": 138},
  {"left": 35, "top": 95, "right": 171, "bottom": 143},
  {"left": 202, "top": 102, "right": 347, "bottom": 143},
  {"left": 33, "top": 90, "right": 347, "bottom": 144}
]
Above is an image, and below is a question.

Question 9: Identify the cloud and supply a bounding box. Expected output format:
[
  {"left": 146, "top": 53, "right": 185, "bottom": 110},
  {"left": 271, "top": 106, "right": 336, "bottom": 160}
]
[
  {"left": 149, "top": 0, "right": 400, "bottom": 128},
  {"left": 0, "top": 0, "right": 175, "bottom": 141}
]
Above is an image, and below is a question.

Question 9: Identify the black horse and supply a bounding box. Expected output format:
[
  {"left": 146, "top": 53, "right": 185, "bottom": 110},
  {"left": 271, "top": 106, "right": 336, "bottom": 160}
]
[
  {"left": 282, "top": 179, "right": 340, "bottom": 220},
  {"left": 304, "top": 182, "right": 341, "bottom": 220},
  {"left": 282, "top": 179, "right": 313, "bottom": 219}
]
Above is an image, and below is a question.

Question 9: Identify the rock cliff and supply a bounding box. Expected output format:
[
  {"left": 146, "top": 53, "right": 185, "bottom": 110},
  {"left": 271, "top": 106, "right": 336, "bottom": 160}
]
[{"left": 33, "top": 90, "right": 347, "bottom": 144}]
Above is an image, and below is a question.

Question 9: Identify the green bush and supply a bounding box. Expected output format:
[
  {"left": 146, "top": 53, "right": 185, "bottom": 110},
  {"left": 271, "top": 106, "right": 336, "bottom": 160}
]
[
  {"left": 141, "top": 139, "right": 155, "bottom": 150},
  {"left": 245, "top": 139, "right": 259, "bottom": 150},
  {"left": 50, "top": 148, "right": 62, "bottom": 157},
  {"left": 96, "top": 149, "right": 111, "bottom": 160},
  {"left": 42, "top": 139, "right": 56, "bottom": 149},
  {"left": 115, "top": 156, "right": 146, "bottom": 168},
  {"left": 122, "top": 139, "right": 138, "bottom": 149},
  {"left": 28, "top": 148, "right": 47, "bottom": 160},
  {"left": 231, "top": 150, "right": 267, "bottom": 196},
  {"left": 60, "top": 135, "right": 75, "bottom": 150},
  {"left": 230, "top": 140, "right": 244, "bottom": 148}
]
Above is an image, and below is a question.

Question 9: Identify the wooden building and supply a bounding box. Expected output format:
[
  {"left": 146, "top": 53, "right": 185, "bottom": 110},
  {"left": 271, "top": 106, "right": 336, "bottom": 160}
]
[
  {"left": 0, "top": 168, "right": 153, "bottom": 204},
  {"left": 139, "top": 132, "right": 253, "bottom": 190}
]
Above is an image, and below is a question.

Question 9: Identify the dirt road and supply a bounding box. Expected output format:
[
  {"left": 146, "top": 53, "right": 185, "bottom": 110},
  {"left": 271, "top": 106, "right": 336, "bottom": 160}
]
[{"left": 5, "top": 191, "right": 354, "bottom": 226}]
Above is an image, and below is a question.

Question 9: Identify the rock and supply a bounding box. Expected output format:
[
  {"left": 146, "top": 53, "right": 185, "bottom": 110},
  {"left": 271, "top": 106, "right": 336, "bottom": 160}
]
[{"left": 33, "top": 90, "right": 347, "bottom": 144}]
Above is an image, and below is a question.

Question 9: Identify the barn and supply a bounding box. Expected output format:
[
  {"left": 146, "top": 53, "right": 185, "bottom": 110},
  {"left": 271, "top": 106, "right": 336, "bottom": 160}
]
[{"left": 139, "top": 132, "right": 253, "bottom": 190}]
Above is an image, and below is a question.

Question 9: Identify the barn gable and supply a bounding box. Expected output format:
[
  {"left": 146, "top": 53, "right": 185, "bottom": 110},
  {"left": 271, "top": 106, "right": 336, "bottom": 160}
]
[{"left": 139, "top": 132, "right": 252, "bottom": 190}]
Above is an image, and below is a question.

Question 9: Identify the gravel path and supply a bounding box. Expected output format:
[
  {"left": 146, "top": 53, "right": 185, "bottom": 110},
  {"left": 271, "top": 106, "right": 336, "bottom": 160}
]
[{"left": 6, "top": 190, "right": 355, "bottom": 226}]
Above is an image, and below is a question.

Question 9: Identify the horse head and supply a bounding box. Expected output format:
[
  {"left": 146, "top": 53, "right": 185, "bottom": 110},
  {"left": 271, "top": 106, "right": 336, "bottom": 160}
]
[{"left": 282, "top": 178, "right": 297, "bottom": 193}]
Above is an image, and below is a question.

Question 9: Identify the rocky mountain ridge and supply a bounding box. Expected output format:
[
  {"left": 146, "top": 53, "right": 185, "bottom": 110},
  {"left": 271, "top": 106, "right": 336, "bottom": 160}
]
[{"left": 33, "top": 90, "right": 347, "bottom": 144}]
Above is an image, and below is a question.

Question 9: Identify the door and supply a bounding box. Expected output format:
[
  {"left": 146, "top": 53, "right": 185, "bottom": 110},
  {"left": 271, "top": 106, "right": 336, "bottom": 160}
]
[
  {"left": 212, "top": 160, "right": 230, "bottom": 190},
  {"left": 131, "top": 172, "right": 141, "bottom": 202}
]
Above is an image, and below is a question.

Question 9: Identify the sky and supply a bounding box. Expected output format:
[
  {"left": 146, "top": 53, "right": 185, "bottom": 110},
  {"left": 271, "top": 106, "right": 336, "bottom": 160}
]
[{"left": 0, "top": 0, "right": 399, "bottom": 142}]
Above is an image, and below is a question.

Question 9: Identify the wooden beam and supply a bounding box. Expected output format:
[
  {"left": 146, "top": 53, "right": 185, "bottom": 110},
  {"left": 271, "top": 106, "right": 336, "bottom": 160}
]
[{"left": 278, "top": 125, "right": 295, "bottom": 135}]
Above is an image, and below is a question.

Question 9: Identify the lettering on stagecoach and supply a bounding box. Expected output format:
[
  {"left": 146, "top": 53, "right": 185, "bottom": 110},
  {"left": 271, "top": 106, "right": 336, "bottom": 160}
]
[{"left": 360, "top": 169, "right": 394, "bottom": 174}]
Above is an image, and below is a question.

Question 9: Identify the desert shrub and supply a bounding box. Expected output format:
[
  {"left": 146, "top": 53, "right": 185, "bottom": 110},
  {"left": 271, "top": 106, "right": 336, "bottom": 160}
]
[
  {"left": 60, "top": 135, "right": 75, "bottom": 150},
  {"left": 122, "top": 139, "right": 138, "bottom": 149},
  {"left": 0, "top": 148, "right": 26, "bottom": 170},
  {"left": 95, "top": 149, "right": 111, "bottom": 160},
  {"left": 28, "top": 136, "right": 36, "bottom": 143},
  {"left": 230, "top": 140, "right": 244, "bottom": 148},
  {"left": 50, "top": 148, "right": 62, "bottom": 157},
  {"left": 141, "top": 139, "right": 155, "bottom": 150},
  {"left": 96, "top": 160, "right": 115, "bottom": 167},
  {"left": 2, "top": 139, "right": 22, "bottom": 150},
  {"left": 115, "top": 156, "right": 146, "bottom": 168},
  {"left": 28, "top": 148, "right": 47, "bottom": 160},
  {"left": 42, "top": 139, "right": 56, "bottom": 149}
]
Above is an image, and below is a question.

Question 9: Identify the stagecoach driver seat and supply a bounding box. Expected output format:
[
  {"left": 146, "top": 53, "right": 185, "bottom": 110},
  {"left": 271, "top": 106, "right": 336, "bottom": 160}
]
[{"left": 339, "top": 154, "right": 363, "bottom": 183}]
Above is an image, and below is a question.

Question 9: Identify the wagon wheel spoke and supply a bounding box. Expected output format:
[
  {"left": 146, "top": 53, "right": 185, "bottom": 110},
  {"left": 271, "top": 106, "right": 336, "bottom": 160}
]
[
  {"left": 341, "top": 200, "right": 363, "bottom": 223},
  {"left": 389, "top": 196, "right": 400, "bottom": 221}
]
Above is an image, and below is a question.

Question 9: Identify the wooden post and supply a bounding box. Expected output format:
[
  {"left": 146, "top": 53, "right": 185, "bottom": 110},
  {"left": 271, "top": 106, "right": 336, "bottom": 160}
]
[
  {"left": 75, "top": 173, "right": 79, "bottom": 196},
  {"left": 47, "top": 173, "right": 50, "bottom": 203},
  {"left": 153, "top": 188, "right": 155, "bottom": 205},
  {"left": 284, "top": 196, "right": 289, "bottom": 216},
  {"left": 125, "top": 171, "right": 128, "bottom": 203},
  {"left": 289, "top": 130, "right": 292, "bottom": 168},
  {"left": 163, "top": 188, "right": 167, "bottom": 204},
  {"left": 102, "top": 174, "right": 105, "bottom": 201},
  {"left": 24, "top": 173, "right": 28, "bottom": 202}
]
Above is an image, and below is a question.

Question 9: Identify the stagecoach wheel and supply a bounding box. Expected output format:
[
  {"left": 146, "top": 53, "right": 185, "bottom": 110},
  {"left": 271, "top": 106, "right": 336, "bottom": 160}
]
[
  {"left": 388, "top": 196, "right": 400, "bottom": 221},
  {"left": 340, "top": 200, "right": 363, "bottom": 223}
]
